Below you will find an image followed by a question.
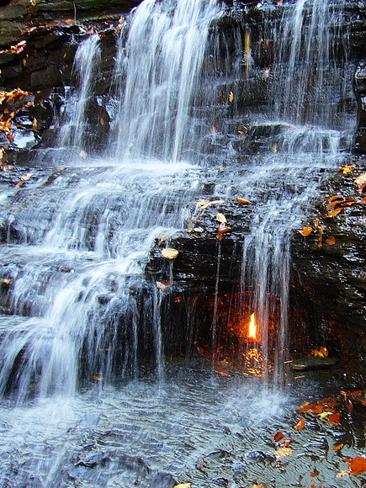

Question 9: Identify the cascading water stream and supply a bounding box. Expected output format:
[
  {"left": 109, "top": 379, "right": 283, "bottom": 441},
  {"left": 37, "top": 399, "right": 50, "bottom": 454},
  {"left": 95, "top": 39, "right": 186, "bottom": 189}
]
[
  {"left": 0, "top": 0, "right": 358, "bottom": 485},
  {"left": 238, "top": 0, "right": 352, "bottom": 381}
]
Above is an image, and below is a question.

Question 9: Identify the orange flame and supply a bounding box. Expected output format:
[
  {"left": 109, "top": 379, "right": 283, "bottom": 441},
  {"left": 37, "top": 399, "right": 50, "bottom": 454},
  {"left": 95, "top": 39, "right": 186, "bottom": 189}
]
[{"left": 248, "top": 312, "right": 258, "bottom": 342}]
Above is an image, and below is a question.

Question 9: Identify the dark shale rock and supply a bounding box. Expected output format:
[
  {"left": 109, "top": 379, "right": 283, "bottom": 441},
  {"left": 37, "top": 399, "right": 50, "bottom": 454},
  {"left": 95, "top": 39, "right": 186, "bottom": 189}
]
[{"left": 0, "top": 0, "right": 141, "bottom": 48}]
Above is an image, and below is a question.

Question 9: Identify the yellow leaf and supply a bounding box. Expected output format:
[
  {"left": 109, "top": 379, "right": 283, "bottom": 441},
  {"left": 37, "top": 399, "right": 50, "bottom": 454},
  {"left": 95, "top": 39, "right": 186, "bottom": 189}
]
[
  {"left": 275, "top": 447, "right": 293, "bottom": 459},
  {"left": 355, "top": 173, "right": 366, "bottom": 194},
  {"left": 174, "top": 484, "right": 192, "bottom": 488},
  {"left": 228, "top": 91, "right": 234, "bottom": 103},
  {"left": 298, "top": 226, "right": 313, "bottom": 237},
  {"left": 236, "top": 197, "right": 251, "bottom": 205},
  {"left": 338, "top": 165, "right": 356, "bottom": 175},
  {"left": 161, "top": 248, "right": 179, "bottom": 260},
  {"left": 319, "top": 411, "right": 333, "bottom": 420},
  {"left": 326, "top": 236, "right": 336, "bottom": 246},
  {"left": 216, "top": 213, "right": 227, "bottom": 224}
]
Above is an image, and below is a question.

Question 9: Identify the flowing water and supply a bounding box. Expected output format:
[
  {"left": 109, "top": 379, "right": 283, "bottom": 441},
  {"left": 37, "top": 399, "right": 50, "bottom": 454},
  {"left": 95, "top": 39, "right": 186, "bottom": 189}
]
[{"left": 0, "top": 0, "right": 357, "bottom": 486}]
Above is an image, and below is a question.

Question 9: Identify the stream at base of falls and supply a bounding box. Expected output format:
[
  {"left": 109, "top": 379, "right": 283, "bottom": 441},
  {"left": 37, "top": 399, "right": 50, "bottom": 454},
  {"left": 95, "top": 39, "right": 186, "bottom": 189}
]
[{"left": 0, "top": 0, "right": 361, "bottom": 486}]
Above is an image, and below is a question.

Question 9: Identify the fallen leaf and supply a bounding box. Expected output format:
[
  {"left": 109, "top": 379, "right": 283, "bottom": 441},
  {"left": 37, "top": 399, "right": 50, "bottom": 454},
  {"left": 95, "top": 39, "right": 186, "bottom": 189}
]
[
  {"left": 20, "top": 172, "right": 32, "bottom": 181},
  {"left": 328, "top": 412, "right": 341, "bottom": 425},
  {"left": 275, "top": 447, "right": 293, "bottom": 459},
  {"left": 158, "top": 236, "right": 169, "bottom": 246},
  {"left": 336, "top": 470, "right": 349, "bottom": 479},
  {"left": 16, "top": 180, "right": 25, "bottom": 188},
  {"left": 236, "top": 197, "right": 251, "bottom": 205},
  {"left": 326, "top": 236, "right": 336, "bottom": 246},
  {"left": 338, "top": 165, "right": 356, "bottom": 175},
  {"left": 174, "top": 484, "right": 192, "bottom": 488},
  {"left": 333, "top": 443, "right": 344, "bottom": 452},
  {"left": 294, "top": 418, "right": 305, "bottom": 431},
  {"left": 161, "top": 248, "right": 179, "bottom": 260},
  {"left": 196, "top": 199, "right": 225, "bottom": 210},
  {"left": 1, "top": 278, "right": 12, "bottom": 286},
  {"left": 319, "top": 411, "right": 333, "bottom": 420},
  {"left": 355, "top": 173, "right": 366, "bottom": 193},
  {"left": 347, "top": 456, "right": 366, "bottom": 476},
  {"left": 274, "top": 431, "right": 284, "bottom": 442},
  {"left": 310, "top": 469, "right": 319, "bottom": 478},
  {"left": 280, "top": 439, "right": 293, "bottom": 448},
  {"left": 216, "top": 213, "right": 227, "bottom": 224},
  {"left": 298, "top": 226, "right": 313, "bottom": 237},
  {"left": 327, "top": 195, "right": 344, "bottom": 203},
  {"left": 216, "top": 224, "right": 232, "bottom": 240},
  {"left": 228, "top": 91, "right": 234, "bottom": 103},
  {"left": 326, "top": 207, "right": 343, "bottom": 218}
]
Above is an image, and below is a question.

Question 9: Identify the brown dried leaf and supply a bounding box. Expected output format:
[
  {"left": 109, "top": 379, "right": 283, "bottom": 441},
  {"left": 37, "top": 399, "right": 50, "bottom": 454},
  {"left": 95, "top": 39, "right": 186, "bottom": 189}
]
[
  {"left": 216, "top": 224, "right": 232, "bottom": 240},
  {"left": 333, "top": 443, "right": 344, "bottom": 452},
  {"left": 326, "top": 207, "right": 343, "bottom": 218}
]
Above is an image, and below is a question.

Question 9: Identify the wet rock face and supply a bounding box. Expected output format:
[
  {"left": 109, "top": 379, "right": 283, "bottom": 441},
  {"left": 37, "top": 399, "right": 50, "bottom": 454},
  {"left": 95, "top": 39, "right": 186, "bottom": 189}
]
[
  {"left": 0, "top": 0, "right": 141, "bottom": 47},
  {"left": 355, "top": 62, "right": 366, "bottom": 152},
  {"left": 290, "top": 158, "right": 366, "bottom": 371}
]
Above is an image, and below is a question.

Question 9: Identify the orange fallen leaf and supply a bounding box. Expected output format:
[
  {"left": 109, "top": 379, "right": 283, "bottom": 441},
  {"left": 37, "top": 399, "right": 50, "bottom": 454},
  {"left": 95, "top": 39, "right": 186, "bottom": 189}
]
[
  {"left": 347, "top": 456, "right": 366, "bottom": 476},
  {"left": 274, "top": 431, "right": 284, "bottom": 442},
  {"left": 326, "top": 236, "right": 336, "bottom": 246},
  {"left": 328, "top": 412, "right": 341, "bottom": 425},
  {"left": 310, "top": 469, "right": 319, "bottom": 478},
  {"left": 294, "top": 418, "right": 305, "bottom": 431},
  {"left": 298, "top": 226, "right": 313, "bottom": 237},
  {"left": 327, "top": 195, "right": 344, "bottom": 203},
  {"left": 333, "top": 443, "right": 344, "bottom": 452},
  {"left": 236, "top": 197, "right": 251, "bottom": 205},
  {"left": 280, "top": 439, "right": 293, "bottom": 448}
]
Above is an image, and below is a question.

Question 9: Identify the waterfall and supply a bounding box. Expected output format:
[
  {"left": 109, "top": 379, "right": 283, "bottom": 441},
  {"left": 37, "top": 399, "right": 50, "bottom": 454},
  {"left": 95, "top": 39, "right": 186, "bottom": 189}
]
[
  {"left": 238, "top": 0, "right": 352, "bottom": 381},
  {"left": 113, "top": 0, "right": 221, "bottom": 162},
  {"left": 58, "top": 34, "right": 101, "bottom": 158},
  {"left": 0, "top": 0, "right": 222, "bottom": 402}
]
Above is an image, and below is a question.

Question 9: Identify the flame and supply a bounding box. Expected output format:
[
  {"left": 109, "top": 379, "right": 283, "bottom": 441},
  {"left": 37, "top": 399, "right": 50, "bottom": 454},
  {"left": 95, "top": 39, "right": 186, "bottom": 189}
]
[{"left": 248, "top": 312, "right": 257, "bottom": 342}]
